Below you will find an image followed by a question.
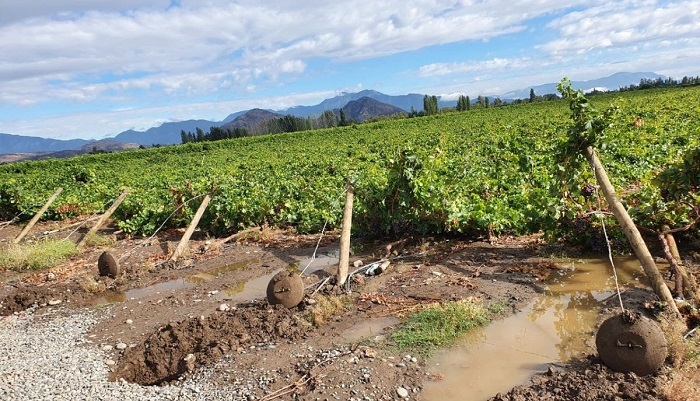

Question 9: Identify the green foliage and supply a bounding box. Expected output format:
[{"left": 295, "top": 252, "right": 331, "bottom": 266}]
[
  {"left": 390, "top": 300, "right": 490, "bottom": 356},
  {"left": 423, "top": 95, "right": 439, "bottom": 115},
  {"left": 0, "top": 86, "right": 698, "bottom": 242}
]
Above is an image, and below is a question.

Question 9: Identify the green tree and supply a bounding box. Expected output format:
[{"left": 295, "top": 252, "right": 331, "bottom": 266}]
[
  {"left": 339, "top": 109, "right": 349, "bottom": 126},
  {"left": 457, "top": 94, "right": 471, "bottom": 112},
  {"left": 180, "top": 129, "right": 189, "bottom": 144},
  {"left": 423, "top": 95, "right": 439, "bottom": 115},
  {"left": 529, "top": 88, "right": 536, "bottom": 103}
]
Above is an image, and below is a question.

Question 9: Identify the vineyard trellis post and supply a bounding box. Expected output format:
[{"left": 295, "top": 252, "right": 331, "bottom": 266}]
[
  {"left": 13, "top": 187, "right": 63, "bottom": 244},
  {"left": 77, "top": 188, "right": 130, "bottom": 249},
  {"left": 337, "top": 182, "right": 354, "bottom": 286},
  {"left": 169, "top": 193, "right": 211, "bottom": 262},
  {"left": 584, "top": 146, "right": 679, "bottom": 314}
]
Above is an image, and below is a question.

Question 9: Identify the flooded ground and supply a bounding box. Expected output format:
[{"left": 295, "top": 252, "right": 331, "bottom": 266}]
[{"left": 423, "top": 256, "right": 656, "bottom": 401}]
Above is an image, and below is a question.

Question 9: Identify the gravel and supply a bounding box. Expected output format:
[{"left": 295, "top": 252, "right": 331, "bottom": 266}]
[{"left": 0, "top": 307, "right": 269, "bottom": 401}]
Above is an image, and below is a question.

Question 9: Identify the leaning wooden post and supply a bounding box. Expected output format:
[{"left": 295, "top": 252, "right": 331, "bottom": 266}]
[
  {"left": 337, "top": 182, "right": 355, "bottom": 286},
  {"left": 584, "top": 147, "right": 679, "bottom": 314},
  {"left": 169, "top": 194, "right": 211, "bottom": 262},
  {"left": 77, "top": 188, "right": 130, "bottom": 248},
  {"left": 13, "top": 187, "right": 63, "bottom": 244},
  {"left": 661, "top": 224, "right": 697, "bottom": 301}
]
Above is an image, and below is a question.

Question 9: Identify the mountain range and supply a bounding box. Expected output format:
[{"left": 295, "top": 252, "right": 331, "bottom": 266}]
[{"left": 0, "top": 72, "right": 664, "bottom": 157}]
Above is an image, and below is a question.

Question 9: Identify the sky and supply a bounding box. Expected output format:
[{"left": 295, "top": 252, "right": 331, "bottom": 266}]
[{"left": 1, "top": 0, "right": 699, "bottom": 140}]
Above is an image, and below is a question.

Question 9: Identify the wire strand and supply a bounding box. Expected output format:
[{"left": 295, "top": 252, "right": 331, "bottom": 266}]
[{"left": 592, "top": 162, "right": 625, "bottom": 313}]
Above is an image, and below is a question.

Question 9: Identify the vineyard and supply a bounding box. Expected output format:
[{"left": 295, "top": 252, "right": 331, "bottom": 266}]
[{"left": 1, "top": 86, "right": 699, "bottom": 241}]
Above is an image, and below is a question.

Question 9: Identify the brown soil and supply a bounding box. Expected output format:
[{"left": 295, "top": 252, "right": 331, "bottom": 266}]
[{"left": 1, "top": 220, "right": 698, "bottom": 400}]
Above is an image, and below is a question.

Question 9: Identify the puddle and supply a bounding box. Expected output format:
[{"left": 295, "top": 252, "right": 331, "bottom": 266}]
[
  {"left": 96, "top": 259, "right": 257, "bottom": 304},
  {"left": 422, "top": 256, "right": 662, "bottom": 401},
  {"left": 341, "top": 317, "right": 400, "bottom": 342}
]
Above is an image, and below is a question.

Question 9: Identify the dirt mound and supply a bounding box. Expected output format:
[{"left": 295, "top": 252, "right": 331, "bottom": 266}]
[
  {"left": 111, "top": 300, "right": 312, "bottom": 385},
  {"left": 489, "top": 358, "right": 670, "bottom": 401}
]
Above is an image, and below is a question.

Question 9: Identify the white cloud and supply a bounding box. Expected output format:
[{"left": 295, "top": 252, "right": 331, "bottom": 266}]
[
  {"left": 419, "top": 58, "right": 538, "bottom": 77},
  {"left": 0, "top": 0, "right": 594, "bottom": 107},
  {"left": 540, "top": 0, "right": 700, "bottom": 56}
]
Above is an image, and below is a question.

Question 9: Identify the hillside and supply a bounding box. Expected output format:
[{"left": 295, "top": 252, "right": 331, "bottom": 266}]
[
  {"left": 220, "top": 109, "right": 283, "bottom": 132},
  {"left": 340, "top": 97, "right": 406, "bottom": 122}
]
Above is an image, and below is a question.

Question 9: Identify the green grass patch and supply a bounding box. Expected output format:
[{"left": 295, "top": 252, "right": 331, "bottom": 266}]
[
  {"left": 390, "top": 300, "right": 491, "bottom": 356},
  {"left": 0, "top": 239, "right": 77, "bottom": 271}
]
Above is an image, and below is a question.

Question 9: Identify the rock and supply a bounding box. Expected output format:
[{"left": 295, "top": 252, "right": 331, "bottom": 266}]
[
  {"left": 125, "top": 319, "right": 133, "bottom": 325},
  {"left": 97, "top": 251, "right": 121, "bottom": 278},
  {"left": 431, "top": 271, "right": 443, "bottom": 276},
  {"left": 183, "top": 353, "right": 196, "bottom": 372},
  {"left": 115, "top": 343, "right": 127, "bottom": 350},
  {"left": 266, "top": 271, "right": 304, "bottom": 308},
  {"left": 45, "top": 272, "right": 56, "bottom": 281},
  {"left": 353, "top": 260, "right": 363, "bottom": 268},
  {"left": 363, "top": 348, "right": 378, "bottom": 358},
  {"left": 397, "top": 387, "right": 409, "bottom": 398},
  {"left": 102, "top": 345, "right": 113, "bottom": 351},
  {"left": 48, "top": 299, "right": 62, "bottom": 306},
  {"left": 218, "top": 303, "right": 231, "bottom": 312}
]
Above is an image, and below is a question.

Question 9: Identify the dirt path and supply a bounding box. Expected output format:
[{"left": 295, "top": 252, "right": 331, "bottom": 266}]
[{"left": 1, "top": 223, "right": 696, "bottom": 400}]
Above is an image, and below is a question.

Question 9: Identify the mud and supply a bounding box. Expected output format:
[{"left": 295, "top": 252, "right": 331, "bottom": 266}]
[{"left": 1, "top": 221, "right": 699, "bottom": 400}]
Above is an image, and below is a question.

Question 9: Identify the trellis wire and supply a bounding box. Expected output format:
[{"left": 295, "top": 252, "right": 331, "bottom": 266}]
[
  {"left": 592, "top": 165, "right": 625, "bottom": 313},
  {"left": 118, "top": 193, "right": 207, "bottom": 263}
]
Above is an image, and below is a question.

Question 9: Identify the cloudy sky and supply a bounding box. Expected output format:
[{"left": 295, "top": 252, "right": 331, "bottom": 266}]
[{"left": 1, "top": 0, "right": 699, "bottom": 140}]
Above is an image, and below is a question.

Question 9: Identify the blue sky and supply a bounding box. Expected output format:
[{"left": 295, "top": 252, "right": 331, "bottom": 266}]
[{"left": 1, "top": 0, "right": 699, "bottom": 140}]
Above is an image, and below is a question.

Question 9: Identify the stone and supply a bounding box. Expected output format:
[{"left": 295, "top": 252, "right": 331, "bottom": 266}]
[
  {"left": 97, "top": 251, "right": 121, "bottom": 279},
  {"left": 48, "top": 299, "right": 62, "bottom": 306},
  {"left": 115, "top": 343, "right": 127, "bottom": 350},
  {"left": 218, "top": 303, "right": 231, "bottom": 312},
  {"left": 596, "top": 311, "right": 667, "bottom": 376},
  {"left": 397, "top": 387, "right": 409, "bottom": 398},
  {"left": 266, "top": 271, "right": 304, "bottom": 308},
  {"left": 125, "top": 319, "right": 133, "bottom": 325}
]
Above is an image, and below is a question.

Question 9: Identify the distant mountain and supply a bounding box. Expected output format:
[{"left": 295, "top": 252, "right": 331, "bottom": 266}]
[
  {"left": 0, "top": 139, "right": 139, "bottom": 163},
  {"left": 0, "top": 133, "right": 92, "bottom": 154},
  {"left": 220, "top": 108, "right": 283, "bottom": 132},
  {"left": 340, "top": 97, "right": 407, "bottom": 122},
  {"left": 284, "top": 89, "right": 425, "bottom": 117},
  {"left": 112, "top": 119, "right": 220, "bottom": 146},
  {"left": 500, "top": 72, "right": 666, "bottom": 99}
]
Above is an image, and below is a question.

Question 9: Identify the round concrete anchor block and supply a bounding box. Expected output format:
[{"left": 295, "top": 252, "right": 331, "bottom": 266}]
[
  {"left": 266, "top": 271, "right": 304, "bottom": 308},
  {"left": 596, "top": 311, "right": 667, "bottom": 376},
  {"left": 98, "top": 251, "right": 121, "bottom": 279}
]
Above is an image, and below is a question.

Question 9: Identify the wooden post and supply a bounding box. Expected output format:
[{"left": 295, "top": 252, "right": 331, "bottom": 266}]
[
  {"left": 584, "top": 147, "right": 679, "bottom": 314},
  {"left": 13, "top": 187, "right": 63, "bottom": 244},
  {"left": 661, "top": 225, "right": 697, "bottom": 301},
  {"left": 77, "top": 188, "right": 130, "bottom": 248},
  {"left": 337, "top": 183, "right": 354, "bottom": 286},
  {"left": 169, "top": 194, "right": 211, "bottom": 262}
]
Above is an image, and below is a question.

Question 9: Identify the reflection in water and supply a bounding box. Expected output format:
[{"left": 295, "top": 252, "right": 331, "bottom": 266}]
[{"left": 423, "top": 257, "right": 660, "bottom": 401}]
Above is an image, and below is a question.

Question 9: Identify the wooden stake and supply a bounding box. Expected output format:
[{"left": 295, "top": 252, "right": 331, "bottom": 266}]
[
  {"left": 337, "top": 183, "right": 354, "bottom": 286},
  {"left": 13, "top": 187, "right": 63, "bottom": 244},
  {"left": 661, "top": 225, "right": 698, "bottom": 301},
  {"left": 169, "top": 194, "right": 211, "bottom": 262},
  {"left": 77, "top": 188, "right": 130, "bottom": 248},
  {"left": 584, "top": 147, "right": 679, "bottom": 314}
]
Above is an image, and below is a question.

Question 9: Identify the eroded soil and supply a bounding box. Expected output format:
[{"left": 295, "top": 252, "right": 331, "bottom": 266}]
[{"left": 1, "top": 220, "right": 698, "bottom": 400}]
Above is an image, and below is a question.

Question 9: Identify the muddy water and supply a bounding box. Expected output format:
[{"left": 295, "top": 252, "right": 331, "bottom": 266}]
[
  {"left": 99, "top": 252, "right": 339, "bottom": 305},
  {"left": 422, "top": 256, "right": 656, "bottom": 401}
]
